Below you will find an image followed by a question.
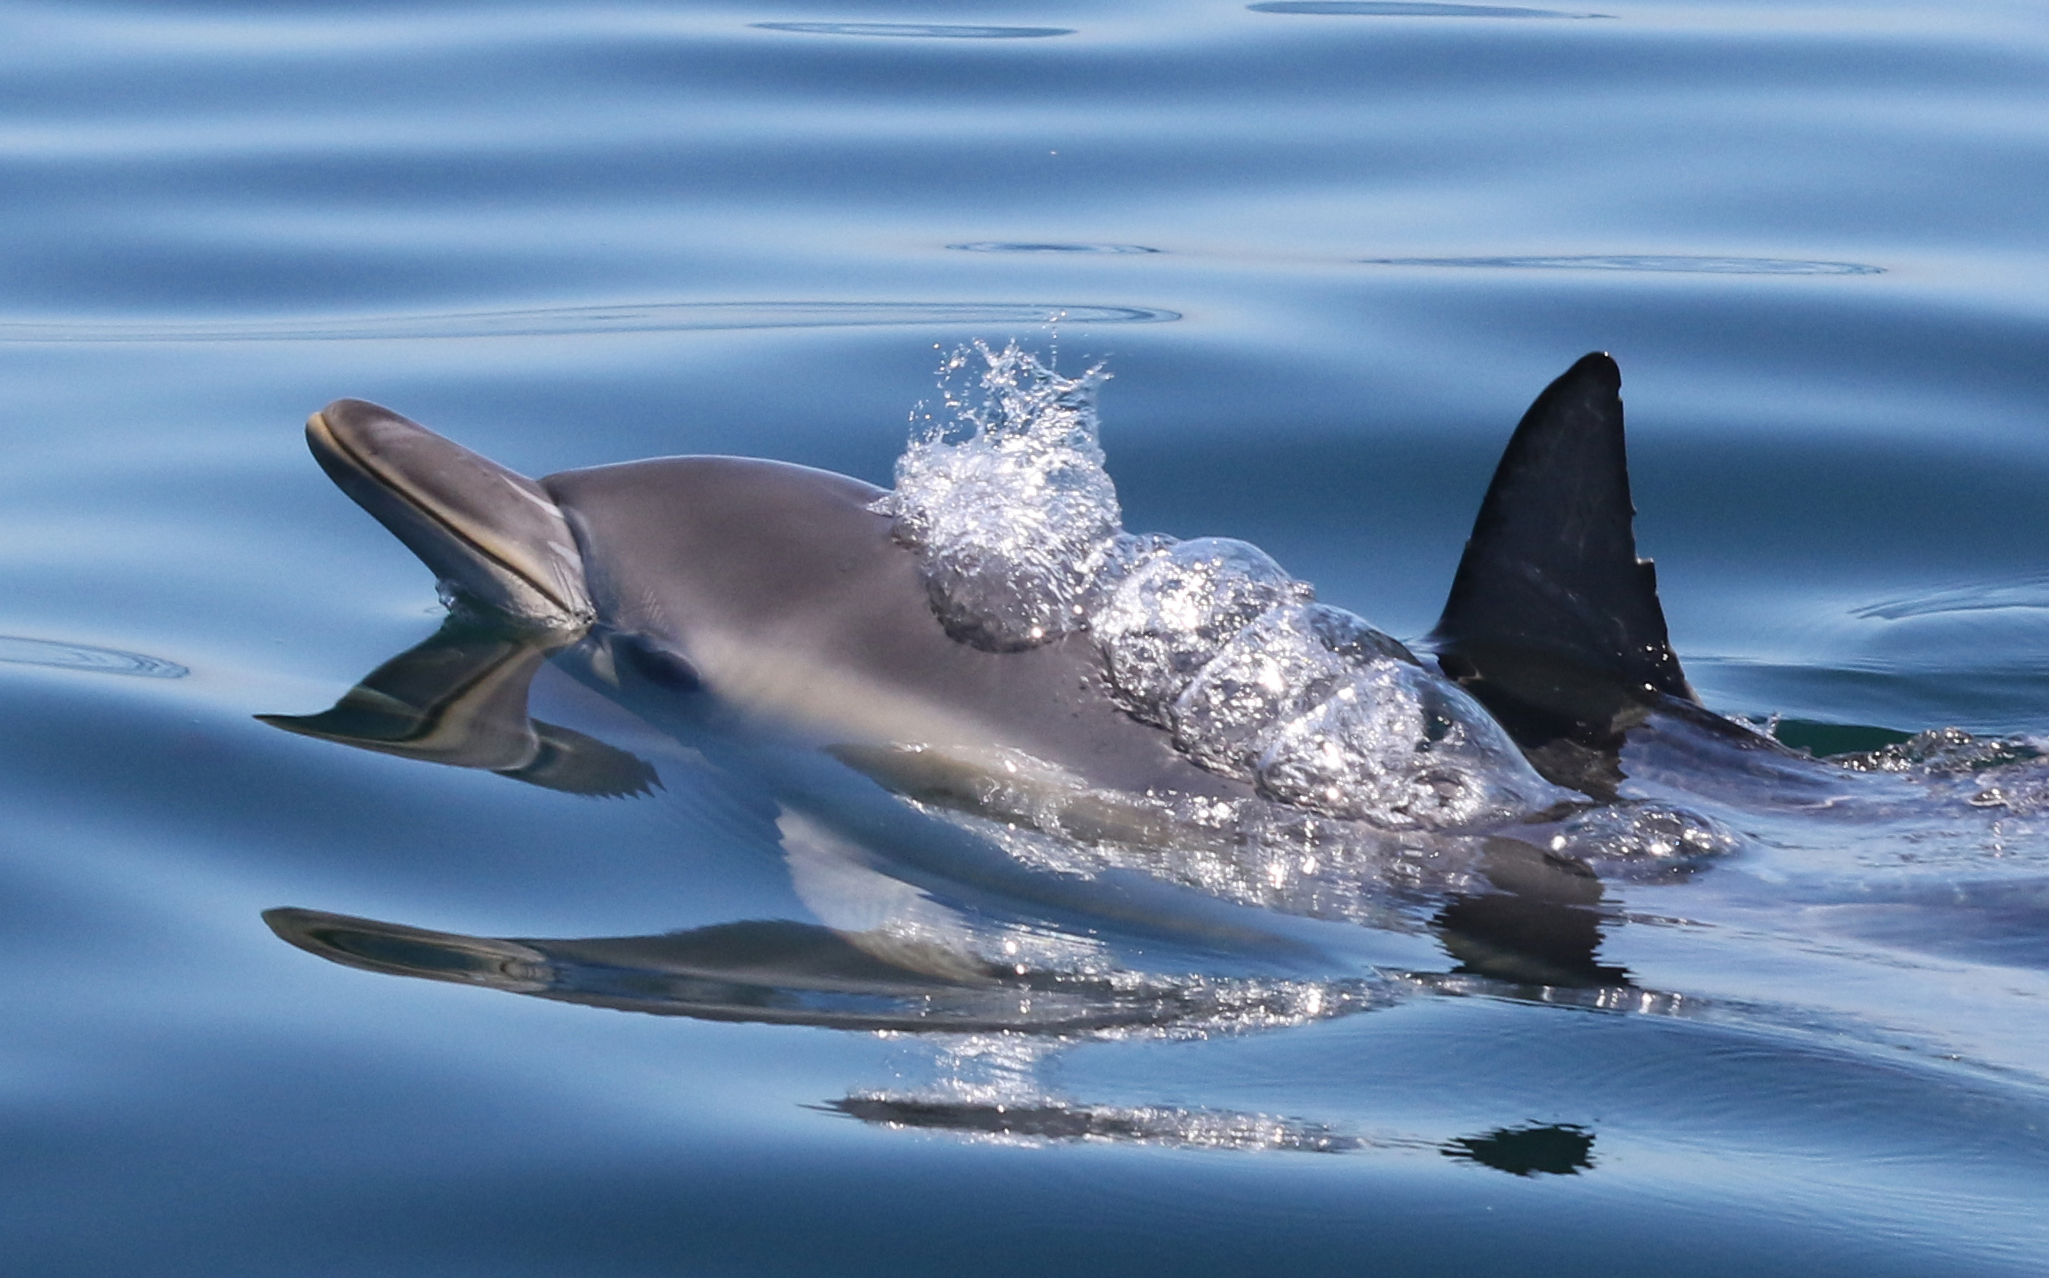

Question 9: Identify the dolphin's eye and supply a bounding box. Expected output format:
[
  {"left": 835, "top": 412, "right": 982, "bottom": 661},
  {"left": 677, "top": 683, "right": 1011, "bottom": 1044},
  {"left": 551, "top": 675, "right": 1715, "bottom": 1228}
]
[{"left": 615, "top": 635, "right": 702, "bottom": 692}]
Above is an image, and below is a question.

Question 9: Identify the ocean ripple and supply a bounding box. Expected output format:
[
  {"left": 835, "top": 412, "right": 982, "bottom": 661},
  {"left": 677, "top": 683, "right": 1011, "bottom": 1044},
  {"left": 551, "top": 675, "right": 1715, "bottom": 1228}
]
[
  {"left": 0, "top": 302, "right": 1180, "bottom": 343},
  {"left": 0, "top": 636, "right": 187, "bottom": 678}
]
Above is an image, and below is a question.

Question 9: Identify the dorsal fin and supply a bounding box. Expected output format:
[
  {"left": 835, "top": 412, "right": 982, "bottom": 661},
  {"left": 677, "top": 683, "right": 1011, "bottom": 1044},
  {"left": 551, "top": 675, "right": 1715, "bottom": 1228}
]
[{"left": 1429, "top": 353, "right": 1693, "bottom": 745}]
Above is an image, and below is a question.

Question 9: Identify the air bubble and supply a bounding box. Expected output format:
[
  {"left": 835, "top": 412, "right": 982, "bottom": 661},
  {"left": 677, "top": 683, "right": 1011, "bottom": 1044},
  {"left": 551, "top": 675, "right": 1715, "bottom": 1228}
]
[{"left": 882, "top": 344, "right": 1565, "bottom": 830}]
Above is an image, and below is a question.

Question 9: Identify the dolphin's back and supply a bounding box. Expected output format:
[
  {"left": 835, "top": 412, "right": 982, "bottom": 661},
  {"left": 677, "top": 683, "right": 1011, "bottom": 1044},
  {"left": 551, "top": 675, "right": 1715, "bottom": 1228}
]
[{"left": 542, "top": 456, "right": 1244, "bottom": 799}]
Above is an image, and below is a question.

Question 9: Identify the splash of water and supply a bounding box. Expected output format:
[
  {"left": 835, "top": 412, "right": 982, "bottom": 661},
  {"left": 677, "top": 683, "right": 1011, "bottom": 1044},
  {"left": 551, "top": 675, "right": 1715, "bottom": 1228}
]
[
  {"left": 885, "top": 343, "right": 1128, "bottom": 650},
  {"left": 880, "top": 342, "right": 1567, "bottom": 832}
]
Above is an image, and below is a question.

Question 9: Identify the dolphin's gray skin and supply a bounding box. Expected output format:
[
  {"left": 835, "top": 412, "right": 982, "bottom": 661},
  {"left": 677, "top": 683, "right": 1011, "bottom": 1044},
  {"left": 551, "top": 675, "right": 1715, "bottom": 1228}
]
[
  {"left": 287, "top": 400, "right": 1437, "bottom": 977},
  {"left": 304, "top": 402, "right": 591, "bottom": 623},
  {"left": 299, "top": 357, "right": 1798, "bottom": 816}
]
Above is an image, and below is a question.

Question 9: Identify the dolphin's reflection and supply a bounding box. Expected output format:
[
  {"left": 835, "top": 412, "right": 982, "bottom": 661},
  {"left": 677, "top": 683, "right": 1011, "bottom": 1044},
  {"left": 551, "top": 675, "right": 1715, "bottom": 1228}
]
[
  {"left": 261, "top": 622, "right": 1636, "bottom": 997},
  {"left": 824, "top": 1095, "right": 1598, "bottom": 1176},
  {"left": 263, "top": 622, "right": 1636, "bottom": 1163},
  {"left": 1443, "top": 1123, "right": 1596, "bottom": 1176},
  {"left": 1432, "top": 842, "right": 1630, "bottom": 988},
  {"left": 264, "top": 906, "right": 1384, "bottom": 1035},
  {"left": 258, "top": 619, "right": 656, "bottom": 797},
  {"left": 266, "top": 897, "right": 1607, "bottom": 1171},
  {"left": 824, "top": 1094, "right": 1384, "bottom": 1153}
]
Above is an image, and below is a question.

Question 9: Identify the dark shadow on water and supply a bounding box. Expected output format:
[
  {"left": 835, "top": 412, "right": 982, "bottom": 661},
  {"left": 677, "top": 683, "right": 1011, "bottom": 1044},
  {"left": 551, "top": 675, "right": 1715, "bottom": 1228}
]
[
  {"left": 829, "top": 1097, "right": 1604, "bottom": 1166},
  {"left": 1444, "top": 1123, "right": 1595, "bottom": 1176},
  {"left": 1432, "top": 841, "right": 1630, "bottom": 988},
  {"left": 826, "top": 1095, "right": 1373, "bottom": 1152}
]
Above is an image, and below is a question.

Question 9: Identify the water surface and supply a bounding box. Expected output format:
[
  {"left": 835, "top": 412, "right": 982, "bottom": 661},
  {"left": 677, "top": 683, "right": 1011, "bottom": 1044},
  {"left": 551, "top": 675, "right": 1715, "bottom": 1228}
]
[{"left": 4, "top": 2, "right": 2048, "bottom": 1274}]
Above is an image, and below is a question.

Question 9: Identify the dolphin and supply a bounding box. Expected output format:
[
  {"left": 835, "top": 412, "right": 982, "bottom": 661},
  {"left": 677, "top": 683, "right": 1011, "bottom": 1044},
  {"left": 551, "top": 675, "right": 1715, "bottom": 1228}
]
[
  {"left": 286, "top": 353, "right": 1797, "bottom": 806},
  {"left": 259, "top": 358, "right": 2049, "bottom": 1087},
  {"left": 260, "top": 903, "right": 1388, "bottom": 1034},
  {"left": 262, "top": 351, "right": 1768, "bottom": 986},
  {"left": 297, "top": 395, "right": 1251, "bottom": 803},
  {"left": 286, "top": 391, "right": 1504, "bottom": 978}
]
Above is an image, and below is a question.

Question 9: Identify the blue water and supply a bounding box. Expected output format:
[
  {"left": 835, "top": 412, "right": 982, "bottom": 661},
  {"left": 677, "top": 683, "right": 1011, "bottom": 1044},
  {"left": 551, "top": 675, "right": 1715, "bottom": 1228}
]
[{"left": 5, "top": 2, "right": 2049, "bottom": 1273}]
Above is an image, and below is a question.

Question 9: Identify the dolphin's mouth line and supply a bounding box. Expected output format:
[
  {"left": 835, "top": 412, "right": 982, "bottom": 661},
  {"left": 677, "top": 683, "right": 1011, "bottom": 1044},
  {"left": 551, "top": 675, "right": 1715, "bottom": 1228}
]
[{"left": 309, "top": 409, "right": 585, "bottom": 621}]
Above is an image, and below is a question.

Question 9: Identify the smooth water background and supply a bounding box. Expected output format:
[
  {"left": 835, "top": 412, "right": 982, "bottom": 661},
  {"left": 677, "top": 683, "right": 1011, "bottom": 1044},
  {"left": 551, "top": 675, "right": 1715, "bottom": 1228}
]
[{"left": 4, "top": 2, "right": 2048, "bottom": 1274}]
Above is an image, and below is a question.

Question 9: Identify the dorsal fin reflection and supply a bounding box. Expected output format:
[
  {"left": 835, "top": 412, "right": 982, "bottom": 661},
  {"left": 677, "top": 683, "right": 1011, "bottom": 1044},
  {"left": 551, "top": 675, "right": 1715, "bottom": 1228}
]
[
  {"left": 260, "top": 907, "right": 1377, "bottom": 1034},
  {"left": 262, "top": 907, "right": 1609, "bottom": 1167},
  {"left": 257, "top": 622, "right": 1635, "bottom": 1013},
  {"left": 1431, "top": 841, "right": 1629, "bottom": 988}
]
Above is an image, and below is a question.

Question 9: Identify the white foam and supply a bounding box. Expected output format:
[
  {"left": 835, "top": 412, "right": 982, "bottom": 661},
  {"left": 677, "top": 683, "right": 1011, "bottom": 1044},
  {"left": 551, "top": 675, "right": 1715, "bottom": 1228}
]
[
  {"left": 1170, "top": 601, "right": 1401, "bottom": 777},
  {"left": 881, "top": 342, "right": 1124, "bottom": 650},
  {"left": 1553, "top": 801, "right": 1739, "bottom": 880},
  {"left": 1096, "top": 538, "right": 1308, "bottom": 723},
  {"left": 1257, "top": 663, "right": 1556, "bottom": 830},
  {"left": 884, "top": 342, "right": 1567, "bottom": 832}
]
